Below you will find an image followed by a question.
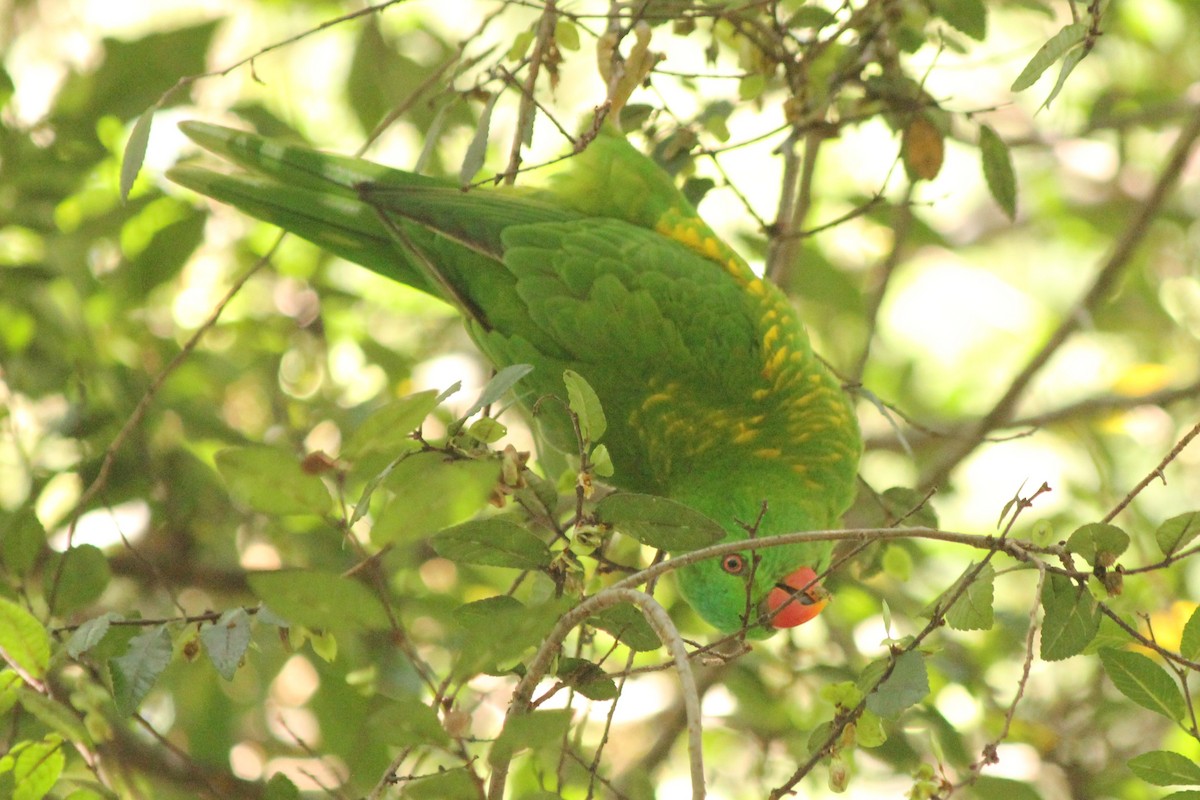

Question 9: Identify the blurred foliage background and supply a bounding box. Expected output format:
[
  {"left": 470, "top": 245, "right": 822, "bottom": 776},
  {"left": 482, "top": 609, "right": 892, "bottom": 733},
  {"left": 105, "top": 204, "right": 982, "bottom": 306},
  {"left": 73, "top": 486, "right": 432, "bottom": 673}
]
[{"left": 2, "top": 0, "right": 1200, "bottom": 798}]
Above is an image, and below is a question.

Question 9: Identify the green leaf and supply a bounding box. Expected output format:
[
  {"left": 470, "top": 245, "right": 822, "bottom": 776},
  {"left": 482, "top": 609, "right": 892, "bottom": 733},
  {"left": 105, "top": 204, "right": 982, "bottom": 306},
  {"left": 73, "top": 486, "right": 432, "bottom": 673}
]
[
  {"left": 83, "top": 622, "right": 138, "bottom": 666},
  {"left": 263, "top": 773, "right": 301, "bottom": 800},
  {"left": 944, "top": 563, "right": 996, "bottom": 632},
  {"left": 1127, "top": 750, "right": 1200, "bottom": 786},
  {"left": 200, "top": 609, "right": 252, "bottom": 680},
  {"left": 454, "top": 595, "right": 524, "bottom": 623},
  {"left": 1162, "top": 793, "right": 1200, "bottom": 800},
  {"left": 460, "top": 91, "right": 498, "bottom": 184},
  {"left": 346, "top": 19, "right": 466, "bottom": 136},
  {"left": 53, "top": 21, "right": 217, "bottom": 123},
  {"left": 1065, "top": 523, "right": 1130, "bottom": 568},
  {"left": 17, "top": 687, "right": 92, "bottom": 747},
  {"left": 462, "top": 364, "right": 534, "bottom": 422},
  {"left": 466, "top": 417, "right": 507, "bottom": 444},
  {"left": 61, "top": 785, "right": 112, "bottom": 800},
  {"left": 1039, "top": 45, "right": 1085, "bottom": 109},
  {"left": 563, "top": 370, "right": 606, "bottom": 443},
  {"left": 856, "top": 710, "right": 887, "bottom": 748},
  {"left": 121, "top": 108, "right": 154, "bottom": 201},
  {"left": 1082, "top": 613, "right": 1135, "bottom": 656},
  {"left": 67, "top": 613, "right": 123, "bottom": 659},
  {"left": 110, "top": 626, "right": 173, "bottom": 716},
  {"left": 214, "top": 446, "right": 330, "bottom": 516},
  {"left": 1180, "top": 605, "right": 1200, "bottom": 662},
  {"left": 785, "top": 6, "right": 837, "bottom": 29},
  {"left": 1039, "top": 574, "right": 1099, "bottom": 661},
  {"left": 590, "top": 444, "right": 614, "bottom": 478},
  {"left": 974, "top": 775, "right": 1046, "bottom": 800},
  {"left": 367, "top": 696, "right": 451, "bottom": 748},
  {"left": 0, "top": 596, "right": 50, "bottom": 680},
  {"left": 555, "top": 19, "right": 580, "bottom": 51},
  {"left": 589, "top": 605, "right": 661, "bottom": 652},
  {"left": 933, "top": 0, "right": 987, "bottom": 40},
  {"left": 308, "top": 630, "right": 337, "bottom": 663},
  {"left": 404, "top": 768, "right": 478, "bottom": 800},
  {"left": 373, "top": 453, "right": 500, "bottom": 544},
  {"left": 247, "top": 570, "right": 390, "bottom": 630},
  {"left": 865, "top": 651, "right": 928, "bottom": 719},
  {"left": 821, "top": 681, "right": 864, "bottom": 709},
  {"left": 556, "top": 657, "right": 617, "bottom": 701},
  {"left": 876, "top": 487, "right": 938, "bottom": 529},
  {"left": 738, "top": 74, "right": 766, "bottom": 102},
  {"left": 349, "top": 452, "right": 407, "bottom": 529},
  {"left": 46, "top": 544, "right": 111, "bottom": 614},
  {"left": 0, "top": 671, "right": 18, "bottom": 717},
  {"left": 979, "top": 125, "right": 1016, "bottom": 220},
  {"left": 431, "top": 519, "right": 551, "bottom": 570},
  {"left": 342, "top": 389, "right": 439, "bottom": 460},
  {"left": 1099, "top": 648, "right": 1186, "bottom": 722},
  {"left": 594, "top": 493, "right": 725, "bottom": 552},
  {"left": 452, "top": 596, "right": 571, "bottom": 679},
  {"left": 881, "top": 545, "right": 913, "bottom": 581},
  {"left": 122, "top": 202, "right": 206, "bottom": 299},
  {"left": 1011, "top": 22, "right": 1087, "bottom": 92},
  {"left": 488, "top": 708, "right": 573, "bottom": 766},
  {"left": 507, "top": 29, "right": 535, "bottom": 62},
  {"left": 1156, "top": 511, "right": 1200, "bottom": 557},
  {"left": 8, "top": 734, "right": 65, "bottom": 800},
  {"left": 0, "top": 508, "right": 45, "bottom": 577},
  {"left": 435, "top": 381, "right": 463, "bottom": 405}
]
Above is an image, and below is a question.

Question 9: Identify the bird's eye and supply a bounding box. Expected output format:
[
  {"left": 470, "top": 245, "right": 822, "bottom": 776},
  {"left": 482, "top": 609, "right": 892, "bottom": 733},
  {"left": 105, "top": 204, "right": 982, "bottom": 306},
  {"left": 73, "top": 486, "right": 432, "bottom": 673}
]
[{"left": 721, "top": 554, "right": 747, "bottom": 575}]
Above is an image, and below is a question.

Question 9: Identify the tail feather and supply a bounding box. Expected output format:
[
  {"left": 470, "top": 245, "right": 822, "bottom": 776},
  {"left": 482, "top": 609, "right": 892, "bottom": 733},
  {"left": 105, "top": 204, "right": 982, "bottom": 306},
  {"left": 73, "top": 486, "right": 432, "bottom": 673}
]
[
  {"left": 178, "top": 122, "right": 445, "bottom": 196},
  {"left": 168, "top": 164, "right": 432, "bottom": 291},
  {"left": 173, "top": 123, "right": 583, "bottom": 301},
  {"left": 356, "top": 183, "right": 576, "bottom": 260}
]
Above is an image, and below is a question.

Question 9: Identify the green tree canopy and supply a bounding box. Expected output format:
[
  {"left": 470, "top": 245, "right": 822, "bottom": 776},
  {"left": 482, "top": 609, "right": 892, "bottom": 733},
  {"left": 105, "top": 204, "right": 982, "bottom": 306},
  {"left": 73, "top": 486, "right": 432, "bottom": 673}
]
[{"left": 2, "top": 1, "right": 1199, "bottom": 798}]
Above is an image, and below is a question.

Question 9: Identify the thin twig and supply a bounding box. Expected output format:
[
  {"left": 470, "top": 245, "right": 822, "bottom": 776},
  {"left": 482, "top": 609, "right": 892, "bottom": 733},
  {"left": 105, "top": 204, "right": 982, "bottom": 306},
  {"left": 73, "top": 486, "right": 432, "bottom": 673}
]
[
  {"left": 1097, "top": 604, "right": 1200, "bottom": 672},
  {"left": 770, "top": 484, "right": 1050, "bottom": 799},
  {"left": 852, "top": 183, "right": 914, "bottom": 381},
  {"left": 503, "top": 0, "right": 559, "bottom": 183},
  {"left": 1104, "top": 418, "right": 1200, "bottom": 523},
  {"left": 863, "top": 376, "right": 1200, "bottom": 454},
  {"left": 49, "top": 242, "right": 277, "bottom": 613},
  {"left": 765, "top": 129, "right": 803, "bottom": 283},
  {"left": 486, "top": 588, "right": 704, "bottom": 800},
  {"left": 616, "top": 664, "right": 728, "bottom": 789},
  {"left": 920, "top": 103, "right": 1200, "bottom": 492},
  {"left": 951, "top": 562, "right": 1047, "bottom": 795},
  {"left": 141, "top": 0, "right": 409, "bottom": 120}
]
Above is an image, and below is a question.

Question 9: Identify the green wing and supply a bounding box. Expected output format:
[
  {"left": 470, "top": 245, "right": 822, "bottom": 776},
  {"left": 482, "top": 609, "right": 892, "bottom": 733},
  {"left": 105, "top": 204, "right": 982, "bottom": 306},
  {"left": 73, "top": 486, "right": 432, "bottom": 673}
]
[
  {"left": 169, "top": 123, "right": 861, "bottom": 635},
  {"left": 171, "top": 123, "right": 765, "bottom": 489},
  {"left": 171, "top": 122, "right": 438, "bottom": 291}
]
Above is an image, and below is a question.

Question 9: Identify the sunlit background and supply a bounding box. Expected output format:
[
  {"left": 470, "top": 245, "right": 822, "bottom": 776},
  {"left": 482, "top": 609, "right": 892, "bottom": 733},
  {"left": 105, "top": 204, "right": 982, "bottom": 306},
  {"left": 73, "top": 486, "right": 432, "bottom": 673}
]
[{"left": 2, "top": 0, "right": 1200, "bottom": 798}]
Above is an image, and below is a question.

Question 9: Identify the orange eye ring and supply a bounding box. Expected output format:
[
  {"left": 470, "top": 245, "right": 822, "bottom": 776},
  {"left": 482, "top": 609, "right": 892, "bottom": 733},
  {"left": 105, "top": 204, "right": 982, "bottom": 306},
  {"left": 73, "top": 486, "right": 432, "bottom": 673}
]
[{"left": 721, "top": 554, "right": 747, "bottom": 575}]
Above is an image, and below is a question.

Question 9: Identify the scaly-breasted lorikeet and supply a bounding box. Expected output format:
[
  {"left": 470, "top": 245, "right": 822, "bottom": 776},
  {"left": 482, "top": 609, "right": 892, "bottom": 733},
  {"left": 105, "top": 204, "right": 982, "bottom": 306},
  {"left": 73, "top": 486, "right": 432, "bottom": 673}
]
[{"left": 169, "top": 122, "right": 862, "bottom": 636}]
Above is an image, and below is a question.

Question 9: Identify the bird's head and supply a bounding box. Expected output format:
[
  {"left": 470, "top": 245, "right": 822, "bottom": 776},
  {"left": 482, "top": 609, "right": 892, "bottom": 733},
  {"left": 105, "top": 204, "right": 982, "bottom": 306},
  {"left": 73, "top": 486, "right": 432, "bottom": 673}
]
[
  {"left": 675, "top": 548, "right": 831, "bottom": 638},
  {"left": 666, "top": 461, "right": 841, "bottom": 638}
]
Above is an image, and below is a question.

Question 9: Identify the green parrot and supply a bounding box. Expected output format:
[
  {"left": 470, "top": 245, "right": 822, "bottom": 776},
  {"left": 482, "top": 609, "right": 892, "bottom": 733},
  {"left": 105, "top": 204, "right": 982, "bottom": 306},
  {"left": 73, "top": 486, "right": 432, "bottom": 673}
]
[{"left": 168, "top": 122, "right": 862, "bottom": 636}]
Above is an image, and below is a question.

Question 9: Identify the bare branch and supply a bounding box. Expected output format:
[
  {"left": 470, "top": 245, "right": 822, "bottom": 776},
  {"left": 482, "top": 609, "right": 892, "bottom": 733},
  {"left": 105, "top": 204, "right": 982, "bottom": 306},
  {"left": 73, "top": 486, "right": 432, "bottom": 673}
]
[
  {"left": 920, "top": 103, "right": 1200, "bottom": 492},
  {"left": 486, "top": 588, "right": 704, "bottom": 800},
  {"left": 50, "top": 242, "right": 277, "bottom": 613},
  {"left": 1104, "top": 417, "right": 1200, "bottom": 523}
]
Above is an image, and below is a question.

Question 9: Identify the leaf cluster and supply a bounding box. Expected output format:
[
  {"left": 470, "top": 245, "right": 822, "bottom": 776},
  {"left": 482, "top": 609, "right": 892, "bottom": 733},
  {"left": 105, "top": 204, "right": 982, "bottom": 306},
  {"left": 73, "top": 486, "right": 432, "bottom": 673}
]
[{"left": 4, "top": 0, "right": 1200, "bottom": 798}]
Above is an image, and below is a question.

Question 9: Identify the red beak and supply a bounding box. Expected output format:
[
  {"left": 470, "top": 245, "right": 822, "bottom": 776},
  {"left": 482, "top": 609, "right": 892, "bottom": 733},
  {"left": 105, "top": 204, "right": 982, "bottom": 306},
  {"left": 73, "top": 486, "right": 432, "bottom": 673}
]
[{"left": 765, "top": 566, "right": 830, "bottom": 628}]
